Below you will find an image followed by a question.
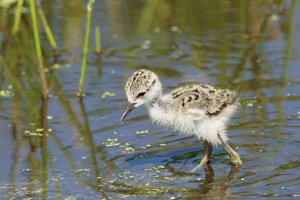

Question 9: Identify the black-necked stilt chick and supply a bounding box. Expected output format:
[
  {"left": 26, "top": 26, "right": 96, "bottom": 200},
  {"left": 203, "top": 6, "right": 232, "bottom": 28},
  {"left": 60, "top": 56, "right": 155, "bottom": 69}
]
[{"left": 120, "top": 69, "right": 242, "bottom": 171}]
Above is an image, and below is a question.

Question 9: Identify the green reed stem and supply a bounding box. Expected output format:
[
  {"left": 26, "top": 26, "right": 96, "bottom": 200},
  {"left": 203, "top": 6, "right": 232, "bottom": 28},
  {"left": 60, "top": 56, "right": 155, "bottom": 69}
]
[
  {"left": 78, "top": 0, "right": 95, "bottom": 97},
  {"left": 95, "top": 26, "right": 101, "bottom": 54},
  {"left": 29, "top": 0, "right": 48, "bottom": 99},
  {"left": 12, "top": 0, "right": 24, "bottom": 35},
  {"left": 36, "top": 0, "right": 57, "bottom": 49}
]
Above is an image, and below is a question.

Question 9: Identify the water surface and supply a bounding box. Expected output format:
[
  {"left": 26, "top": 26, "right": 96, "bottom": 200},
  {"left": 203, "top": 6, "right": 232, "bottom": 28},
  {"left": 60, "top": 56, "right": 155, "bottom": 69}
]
[{"left": 0, "top": 0, "right": 300, "bottom": 199}]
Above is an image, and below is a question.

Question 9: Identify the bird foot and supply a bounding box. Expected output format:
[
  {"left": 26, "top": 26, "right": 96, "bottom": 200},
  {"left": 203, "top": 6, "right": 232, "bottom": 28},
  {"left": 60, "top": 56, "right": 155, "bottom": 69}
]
[
  {"left": 191, "top": 156, "right": 209, "bottom": 172},
  {"left": 231, "top": 153, "right": 243, "bottom": 166},
  {"left": 191, "top": 161, "right": 205, "bottom": 172}
]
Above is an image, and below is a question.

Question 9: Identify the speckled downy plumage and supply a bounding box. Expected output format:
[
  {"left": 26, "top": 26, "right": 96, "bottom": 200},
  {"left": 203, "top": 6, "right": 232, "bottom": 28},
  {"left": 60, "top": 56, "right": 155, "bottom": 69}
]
[{"left": 121, "top": 69, "right": 242, "bottom": 171}]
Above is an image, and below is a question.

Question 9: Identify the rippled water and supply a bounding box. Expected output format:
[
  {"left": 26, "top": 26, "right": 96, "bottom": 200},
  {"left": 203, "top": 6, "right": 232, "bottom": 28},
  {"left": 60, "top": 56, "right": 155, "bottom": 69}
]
[{"left": 1, "top": 0, "right": 300, "bottom": 199}]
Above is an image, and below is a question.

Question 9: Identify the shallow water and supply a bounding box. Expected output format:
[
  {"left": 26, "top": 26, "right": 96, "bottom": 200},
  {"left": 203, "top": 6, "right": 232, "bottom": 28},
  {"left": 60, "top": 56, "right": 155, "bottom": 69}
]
[{"left": 0, "top": 0, "right": 300, "bottom": 199}]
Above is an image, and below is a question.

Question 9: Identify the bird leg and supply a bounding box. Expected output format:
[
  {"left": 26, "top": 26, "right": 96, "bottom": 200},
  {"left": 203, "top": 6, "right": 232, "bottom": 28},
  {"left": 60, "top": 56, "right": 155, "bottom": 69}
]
[
  {"left": 191, "top": 140, "right": 213, "bottom": 172},
  {"left": 217, "top": 133, "right": 243, "bottom": 165}
]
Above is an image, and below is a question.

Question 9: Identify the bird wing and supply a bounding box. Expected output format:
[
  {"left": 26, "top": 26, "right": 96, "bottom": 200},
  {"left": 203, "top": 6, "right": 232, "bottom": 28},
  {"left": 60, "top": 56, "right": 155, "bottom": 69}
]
[{"left": 169, "top": 84, "right": 239, "bottom": 117}]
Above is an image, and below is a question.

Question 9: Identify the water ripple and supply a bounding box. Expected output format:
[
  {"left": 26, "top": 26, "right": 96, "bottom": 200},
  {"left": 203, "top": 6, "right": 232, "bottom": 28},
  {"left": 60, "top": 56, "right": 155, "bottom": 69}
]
[{"left": 103, "top": 33, "right": 207, "bottom": 67}]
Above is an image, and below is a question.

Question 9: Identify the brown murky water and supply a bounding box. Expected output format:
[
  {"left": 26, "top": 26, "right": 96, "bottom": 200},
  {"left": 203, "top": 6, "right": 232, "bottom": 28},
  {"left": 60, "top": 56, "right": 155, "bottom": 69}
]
[{"left": 0, "top": 0, "right": 300, "bottom": 199}]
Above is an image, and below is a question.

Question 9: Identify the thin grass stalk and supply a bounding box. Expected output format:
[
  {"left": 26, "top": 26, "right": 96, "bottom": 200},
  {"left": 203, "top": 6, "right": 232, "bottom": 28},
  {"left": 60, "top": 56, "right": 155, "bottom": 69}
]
[
  {"left": 95, "top": 26, "right": 101, "bottom": 54},
  {"left": 12, "top": 0, "right": 24, "bottom": 35},
  {"left": 283, "top": 0, "right": 297, "bottom": 85},
  {"left": 48, "top": 153, "right": 62, "bottom": 198},
  {"left": 41, "top": 97, "right": 49, "bottom": 198},
  {"left": 36, "top": 0, "right": 57, "bottom": 49},
  {"left": 79, "top": 99, "right": 107, "bottom": 197},
  {"left": 78, "top": 0, "right": 95, "bottom": 97},
  {"left": 29, "top": 0, "right": 48, "bottom": 99}
]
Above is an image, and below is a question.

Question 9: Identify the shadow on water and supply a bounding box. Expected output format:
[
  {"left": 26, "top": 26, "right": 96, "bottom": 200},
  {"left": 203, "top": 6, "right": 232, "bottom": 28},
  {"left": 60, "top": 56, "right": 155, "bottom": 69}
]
[{"left": 1, "top": 0, "right": 300, "bottom": 199}]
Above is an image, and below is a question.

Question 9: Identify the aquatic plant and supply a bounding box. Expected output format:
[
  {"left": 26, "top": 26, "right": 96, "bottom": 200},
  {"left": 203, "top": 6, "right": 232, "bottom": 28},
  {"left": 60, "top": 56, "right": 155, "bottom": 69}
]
[{"left": 78, "top": 0, "right": 95, "bottom": 97}]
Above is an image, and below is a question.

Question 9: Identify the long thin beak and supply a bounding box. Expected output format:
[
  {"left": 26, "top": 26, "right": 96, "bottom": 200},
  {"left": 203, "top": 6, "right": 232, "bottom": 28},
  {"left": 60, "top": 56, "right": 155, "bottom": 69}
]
[{"left": 120, "top": 103, "right": 136, "bottom": 122}]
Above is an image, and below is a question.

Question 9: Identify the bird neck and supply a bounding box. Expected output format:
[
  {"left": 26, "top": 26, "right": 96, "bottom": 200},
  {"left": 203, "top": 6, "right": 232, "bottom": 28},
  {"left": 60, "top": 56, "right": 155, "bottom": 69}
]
[
  {"left": 151, "top": 96, "right": 162, "bottom": 104},
  {"left": 146, "top": 83, "right": 164, "bottom": 108},
  {"left": 146, "top": 93, "right": 166, "bottom": 109}
]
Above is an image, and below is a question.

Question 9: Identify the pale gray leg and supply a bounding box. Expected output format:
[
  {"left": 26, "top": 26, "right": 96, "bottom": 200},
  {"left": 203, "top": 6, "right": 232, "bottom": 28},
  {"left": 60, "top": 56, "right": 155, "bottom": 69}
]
[
  {"left": 191, "top": 140, "right": 213, "bottom": 172},
  {"left": 217, "top": 133, "right": 243, "bottom": 165}
]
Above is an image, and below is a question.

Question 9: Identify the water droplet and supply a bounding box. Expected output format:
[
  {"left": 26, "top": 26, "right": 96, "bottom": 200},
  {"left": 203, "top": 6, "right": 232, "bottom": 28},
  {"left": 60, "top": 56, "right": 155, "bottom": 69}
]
[
  {"left": 154, "top": 27, "right": 161, "bottom": 33},
  {"left": 171, "top": 26, "right": 179, "bottom": 32},
  {"left": 270, "top": 14, "right": 280, "bottom": 21}
]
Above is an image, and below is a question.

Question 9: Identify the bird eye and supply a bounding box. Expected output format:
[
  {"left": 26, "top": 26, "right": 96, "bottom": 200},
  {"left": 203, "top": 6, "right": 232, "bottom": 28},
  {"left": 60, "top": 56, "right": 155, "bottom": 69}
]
[{"left": 136, "top": 92, "right": 146, "bottom": 98}]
